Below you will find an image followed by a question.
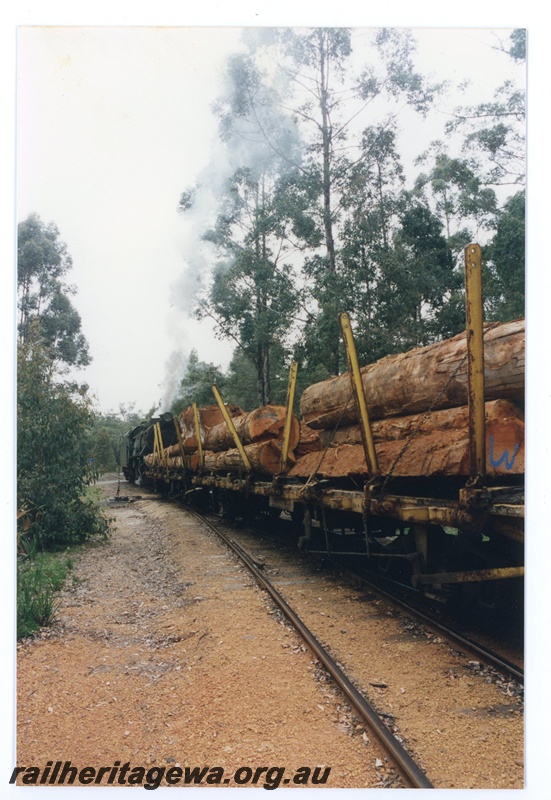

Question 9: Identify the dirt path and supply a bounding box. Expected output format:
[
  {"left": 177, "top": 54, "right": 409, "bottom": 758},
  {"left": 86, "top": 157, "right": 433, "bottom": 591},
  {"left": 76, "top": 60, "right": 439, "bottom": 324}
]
[{"left": 16, "top": 476, "right": 394, "bottom": 789}]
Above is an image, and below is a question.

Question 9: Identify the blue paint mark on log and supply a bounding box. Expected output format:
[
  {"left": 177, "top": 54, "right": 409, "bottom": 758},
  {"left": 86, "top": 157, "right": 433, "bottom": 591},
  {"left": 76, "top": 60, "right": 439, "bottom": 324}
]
[{"left": 489, "top": 435, "right": 519, "bottom": 471}]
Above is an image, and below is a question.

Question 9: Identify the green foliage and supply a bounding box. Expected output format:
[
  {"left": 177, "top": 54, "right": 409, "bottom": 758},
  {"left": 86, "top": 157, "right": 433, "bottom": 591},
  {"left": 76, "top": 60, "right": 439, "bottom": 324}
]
[
  {"left": 220, "top": 350, "right": 259, "bottom": 410},
  {"left": 390, "top": 201, "right": 464, "bottom": 345},
  {"left": 197, "top": 164, "right": 301, "bottom": 406},
  {"left": 508, "top": 29, "right": 526, "bottom": 62},
  {"left": 17, "top": 548, "right": 73, "bottom": 638},
  {"left": 445, "top": 31, "right": 525, "bottom": 187},
  {"left": 17, "top": 333, "right": 110, "bottom": 548},
  {"left": 179, "top": 27, "right": 525, "bottom": 393},
  {"left": 414, "top": 147, "right": 498, "bottom": 253},
  {"left": 87, "top": 405, "right": 151, "bottom": 474},
  {"left": 40, "top": 288, "right": 91, "bottom": 369},
  {"left": 363, "top": 29, "right": 443, "bottom": 114},
  {"left": 266, "top": 27, "right": 445, "bottom": 376},
  {"left": 223, "top": 346, "right": 290, "bottom": 411},
  {"left": 92, "top": 426, "right": 118, "bottom": 472},
  {"left": 169, "top": 349, "right": 226, "bottom": 414},
  {"left": 483, "top": 190, "right": 525, "bottom": 321},
  {"left": 18, "top": 213, "right": 90, "bottom": 369}
]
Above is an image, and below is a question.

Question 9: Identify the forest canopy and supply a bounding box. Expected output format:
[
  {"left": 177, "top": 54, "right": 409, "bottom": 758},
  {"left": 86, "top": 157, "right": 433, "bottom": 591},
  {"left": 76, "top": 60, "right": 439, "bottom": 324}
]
[{"left": 171, "top": 27, "right": 525, "bottom": 412}]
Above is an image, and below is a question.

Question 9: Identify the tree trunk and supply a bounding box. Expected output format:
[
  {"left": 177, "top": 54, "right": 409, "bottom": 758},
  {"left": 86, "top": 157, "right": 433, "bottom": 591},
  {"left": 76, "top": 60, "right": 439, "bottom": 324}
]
[
  {"left": 204, "top": 405, "right": 300, "bottom": 452},
  {"left": 317, "top": 30, "right": 340, "bottom": 377},
  {"left": 317, "top": 398, "right": 523, "bottom": 448},
  {"left": 177, "top": 403, "right": 243, "bottom": 452},
  {"left": 200, "top": 440, "right": 293, "bottom": 476},
  {"left": 289, "top": 414, "right": 524, "bottom": 479},
  {"left": 300, "top": 319, "right": 525, "bottom": 429},
  {"left": 296, "top": 420, "right": 323, "bottom": 457}
]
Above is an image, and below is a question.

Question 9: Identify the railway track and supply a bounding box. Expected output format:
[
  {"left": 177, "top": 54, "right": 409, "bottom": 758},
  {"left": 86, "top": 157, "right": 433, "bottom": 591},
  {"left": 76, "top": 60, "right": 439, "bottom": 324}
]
[
  {"left": 185, "top": 505, "right": 433, "bottom": 789},
  {"left": 329, "top": 564, "right": 524, "bottom": 685},
  {"left": 185, "top": 503, "right": 525, "bottom": 788},
  {"left": 110, "top": 487, "right": 524, "bottom": 788},
  {"left": 212, "top": 506, "right": 524, "bottom": 686}
]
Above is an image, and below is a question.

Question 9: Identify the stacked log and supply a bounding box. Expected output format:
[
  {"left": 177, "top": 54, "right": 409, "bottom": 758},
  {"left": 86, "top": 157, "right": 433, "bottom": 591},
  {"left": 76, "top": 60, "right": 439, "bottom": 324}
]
[
  {"left": 147, "top": 319, "right": 525, "bottom": 482},
  {"left": 177, "top": 403, "right": 243, "bottom": 454},
  {"left": 317, "top": 399, "right": 523, "bottom": 447},
  {"left": 300, "top": 319, "right": 524, "bottom": 429},
  {"left": 291, "top": 319, "right": 525, "bottom": 481},
  {"left": 168, "top": 404, "right": 300, "bottom": 477},
  {"left": 289, "top": 402, "right": 525, "bottom": 479},
  {"left": 204, "top": 405, "right": 299, "bottom": 452},
  {"left": 203, "top": 440, "right": 293, "bottom": 475},
  {"left": 143, "top": 452, "right": 184, "bottom": 470}
]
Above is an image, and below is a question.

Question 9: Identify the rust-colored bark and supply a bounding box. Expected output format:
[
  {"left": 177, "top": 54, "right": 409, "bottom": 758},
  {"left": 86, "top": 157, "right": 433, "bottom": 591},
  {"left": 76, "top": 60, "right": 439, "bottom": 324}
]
[
  {"left": 204, "top": 405, "right": 299, "bottom": 452},
  {"left": 177, "top": 403, "right": 243, "bottom": 453},
  {"left": 296, "top": 421, "right": 323, "bottom": 457},
  {"left": 288, "top": 415, "right": 524, "bottom": 479},
  {"left": 300, "top": 319, "right": 525, "bottom": 429},
  {"left": 317, "top": 399, "right": 523, "bottom": 448},
  {"left": 200, "top": 440, "right": 293, "bottom": 476}
]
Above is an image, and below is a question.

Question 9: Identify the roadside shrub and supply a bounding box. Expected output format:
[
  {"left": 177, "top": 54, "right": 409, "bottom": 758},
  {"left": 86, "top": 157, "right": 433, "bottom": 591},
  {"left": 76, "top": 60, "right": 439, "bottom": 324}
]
[
  {"left": 17, "top": 551, "right": 72, "bottom": 639},
  {"left": 17, "top": 334, "right": 110, "bottom": 548}
]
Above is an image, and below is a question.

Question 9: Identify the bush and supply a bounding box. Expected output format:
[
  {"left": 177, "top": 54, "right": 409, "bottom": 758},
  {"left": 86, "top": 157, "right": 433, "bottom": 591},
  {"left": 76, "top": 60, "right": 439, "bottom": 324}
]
[
  {"left": 17, "top": 551, "right": 72, "bottom": 639},
  {"left": 17, "top": 334, "right": 110, "bottom": 547}
]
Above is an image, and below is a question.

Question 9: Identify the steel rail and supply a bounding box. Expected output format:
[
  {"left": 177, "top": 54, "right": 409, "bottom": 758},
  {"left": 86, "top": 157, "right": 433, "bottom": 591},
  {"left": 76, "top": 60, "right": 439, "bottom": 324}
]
[
  {"left": 219, "top": 511, "right": 524, "bottom": 686},
  {"left": 186, "top": 507, "right": 434, "bottom": 790},
  {"left": 328, "top": 561, "right": 524, "bottom": 685},
  {"left": 245, "top": 515, "right": 524, "bottom": 685}
]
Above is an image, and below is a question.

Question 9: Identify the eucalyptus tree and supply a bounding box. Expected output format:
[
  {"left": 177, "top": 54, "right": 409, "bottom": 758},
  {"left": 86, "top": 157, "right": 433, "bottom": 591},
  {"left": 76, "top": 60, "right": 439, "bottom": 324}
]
[
  {"left": 17, "top": 308, "right": 108, "bottom": 550},
  {"left": 390, "top": 199, "right": 463, "bottom": 347},
  {"left": 229, "top": 28, "right": 441, "bottom": 378},
  {"left": 17, "top": 213, "right": 90, "bottom": 371},
  {"left": 223, "top": 345, "right": 291, "bottom": 410},
  {"left": 445, "top": 28, "right": 526, "bottom": 189},
  {"left": 180, "top": 51, "right": 305, "bottom": 406},
  {"left": 199, "top": 165, "right": 301, "bottom": 406},
  {"left": 413, "top": 145, "right": 498, "bottom": 257},
  {"left": 169, "top": 349, "right": 227, "bottom": 414},
  {"left": 18, "top": 213, "right": 70, "bottom": 335},
  {"left": 483, "top": 189, "right": 525, "bottom": 322},
  {"left": 180, "top": 28, "right": 453, "bottom": 389},
  {"left": 410, "top": 29, "right": 525, "bottom": 322},
  {"left": 338, "top": 122, "right": 406, "bottom": 359}
]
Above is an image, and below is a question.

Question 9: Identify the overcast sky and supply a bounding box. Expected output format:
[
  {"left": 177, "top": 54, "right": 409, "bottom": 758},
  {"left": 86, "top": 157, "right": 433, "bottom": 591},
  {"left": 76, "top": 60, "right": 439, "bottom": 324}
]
[{"left": 14, "top": 24, "right": 526, "bottom": 415}]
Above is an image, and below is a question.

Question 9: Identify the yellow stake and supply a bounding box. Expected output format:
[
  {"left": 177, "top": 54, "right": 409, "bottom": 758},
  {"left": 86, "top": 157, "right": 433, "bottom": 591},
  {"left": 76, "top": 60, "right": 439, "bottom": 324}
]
[
  {"left": 339, "top": 312, "right": 379, "bottom": 476},
  {"left": 152, "top": 422, "right": 161, "bottom": 466},
  {"left": 173, "top": 416, "right": 189, "bottom": 471},
  {"left": 211, "top": 384, "right": 252, "bottom": 471},
  {"left": 464, "top": 243, "right": 486, "bottom": 479},
  {"left": 192, "top": 403, "right": 204, "bottom": 470},
  {"left": 280, "top": 361, "right": 298, "bottom": 472},
  {"left": 155, "top": 422, "right": 169, "bottom": 480}
]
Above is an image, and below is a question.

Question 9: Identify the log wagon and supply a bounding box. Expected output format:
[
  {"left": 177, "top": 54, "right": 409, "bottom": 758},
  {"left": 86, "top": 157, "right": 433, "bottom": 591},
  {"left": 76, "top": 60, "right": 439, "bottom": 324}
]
[{"left": 122, "top": 245, "right": 524, "bottom": 609}]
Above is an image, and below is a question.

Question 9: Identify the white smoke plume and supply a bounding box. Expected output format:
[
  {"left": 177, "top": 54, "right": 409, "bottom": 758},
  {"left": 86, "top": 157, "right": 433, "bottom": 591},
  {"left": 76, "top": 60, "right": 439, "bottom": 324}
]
[
  {"left": 159, "top": 347, "right": 189, "bottom": 413},
  {"left": 160, "top": 31, "right": 301, "bottom": 411}
]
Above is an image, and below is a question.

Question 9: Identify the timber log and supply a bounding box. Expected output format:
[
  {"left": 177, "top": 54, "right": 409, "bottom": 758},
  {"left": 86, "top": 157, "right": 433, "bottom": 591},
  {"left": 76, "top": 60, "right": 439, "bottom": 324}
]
[
  {"left": 316, "top": 398, "right": 523, "bottom": 448},
  {"left": 300, "top": 319, "right": 524, "bottom": 429},
  {"left": 289, "top": 413, "right": 524, "bottom": 479},
  {"left": 204, "top": 405, "right": 300, "bottom": 452}
]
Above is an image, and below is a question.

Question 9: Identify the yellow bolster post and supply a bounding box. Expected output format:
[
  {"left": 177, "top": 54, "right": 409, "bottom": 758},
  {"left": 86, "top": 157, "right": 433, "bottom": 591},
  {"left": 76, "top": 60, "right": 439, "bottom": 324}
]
[
  {"left": 464, "top": 243, "right": 486, "bottom": 480},
  {"left": 211, "top": 384, "right": 251, "bottom": 472},
  {"left": 339, "top": 312, "right": 379, "bottom": 476},
  {"left": 173, "top": 416, "right": 189, "bottom": 471},
  {"left": 280, "top": 361, "right": 298, "bottom": 472},
  {"left": 192, "top": 402, "right": 204, "bottom": 470}
]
